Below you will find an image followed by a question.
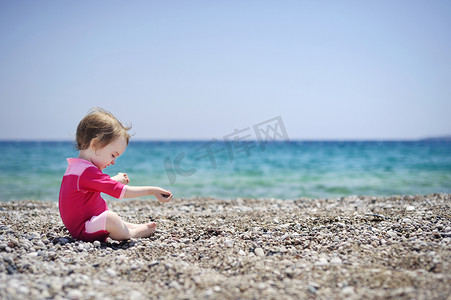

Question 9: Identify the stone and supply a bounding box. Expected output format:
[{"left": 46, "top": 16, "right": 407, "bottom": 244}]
[
  {"left": 169, "top": 281, "right": 181, "bottom": 290},
  {"left": 35, "top": 241, "right": 46, "bottom": 250},
  {"left": 224, "top": 240, "right": 233, "bottom": 248},
  {"left": 56, "top": 237, "right": 70, "bottom": 245},
  {"left": 307, "top": 285, "right": 318, "bottom": 294},
  {"left": 387, "top": 231, "right": 398, "bottom": 238},
  {"left": 254, "top": 248, "right": 265, "bottom": 257},
  {"left": 342, "top": 286, "right": 355, "bottom": 296},
  {"left": 16, "top": 285, "right": 30, "bottom": 295},
  {"left": 67, "top": 289, "right": 83, "bottom": 299},
  {"left": 314, "top": 257, "right": 328, "bottom": 266},
  {"left": 106, "top": 268, "right": 116, "bottom": 277},
  {"left": 129, "top": 291, "right": 144, "bottom": 299},
  {"left": 149, "top": 260, "right": 160, "bottom": 267},
  {"left": 0, "top": 194, "right": 450, "bottom": 299},
  {"left": 27, "top": 232, "right": 40, "bottom": 240},
  {"left": 330, "top": 257, "right": 343, "bottom": 265}
]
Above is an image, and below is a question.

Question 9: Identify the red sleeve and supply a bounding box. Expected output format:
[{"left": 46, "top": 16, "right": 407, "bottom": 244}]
[{"left": 78, "top": 167, "right": 126, "bottom": 199}]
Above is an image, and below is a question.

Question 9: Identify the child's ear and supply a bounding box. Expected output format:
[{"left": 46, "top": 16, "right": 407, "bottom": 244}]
[{"left": 90, "top": 138, "right": 99, "bottom": 151}]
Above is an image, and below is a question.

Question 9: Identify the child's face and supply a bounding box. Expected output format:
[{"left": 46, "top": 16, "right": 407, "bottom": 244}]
[{"left": 92, "top": 137, "right": 127, "bottom": 170}]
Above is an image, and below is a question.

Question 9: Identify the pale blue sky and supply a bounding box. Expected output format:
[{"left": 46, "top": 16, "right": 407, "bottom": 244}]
[{"left": 1, "top": 0, "right": 450, "bottom": 140}]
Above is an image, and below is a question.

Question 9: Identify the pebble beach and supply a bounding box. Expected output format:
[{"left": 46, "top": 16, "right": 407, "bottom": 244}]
[{"left": 1, "top": 194, "right": 450, "bottom": 299}]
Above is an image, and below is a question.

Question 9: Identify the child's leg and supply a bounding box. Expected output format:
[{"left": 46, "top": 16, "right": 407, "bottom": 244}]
[
  {"left": 105, "top": 211, "right": 156, "bottom": 240},
  {"left": 124, "top": 221, "right": 139, "bottom": 229}
]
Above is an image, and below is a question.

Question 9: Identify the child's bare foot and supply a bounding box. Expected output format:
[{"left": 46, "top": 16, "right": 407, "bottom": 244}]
[{"left": 129, "top": 222, "right": 156, "bottom": 238}]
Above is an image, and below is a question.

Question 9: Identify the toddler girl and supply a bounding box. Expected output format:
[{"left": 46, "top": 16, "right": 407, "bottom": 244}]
[{"left": 59, "top": 107, "right": 172, "bottom": 242}]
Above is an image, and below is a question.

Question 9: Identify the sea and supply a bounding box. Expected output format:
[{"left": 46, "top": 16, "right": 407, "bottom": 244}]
[{"left": 0, "top": 140, "right": 450, "bottom": 201}]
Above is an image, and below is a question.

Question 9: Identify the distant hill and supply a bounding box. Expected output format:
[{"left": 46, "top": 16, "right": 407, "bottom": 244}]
[{"left": 420, "top": 135, "right": 451, "bottom": 142}]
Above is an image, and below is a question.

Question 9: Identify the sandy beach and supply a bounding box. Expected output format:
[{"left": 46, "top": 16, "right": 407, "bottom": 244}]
[{"left": 0, "top": 194, "right": 450, "bottom": 299}]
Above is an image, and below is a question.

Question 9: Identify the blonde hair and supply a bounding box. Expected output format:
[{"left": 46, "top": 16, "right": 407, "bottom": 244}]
[{"left": 76, "top": 107, "right": 132, "bottom": 150}]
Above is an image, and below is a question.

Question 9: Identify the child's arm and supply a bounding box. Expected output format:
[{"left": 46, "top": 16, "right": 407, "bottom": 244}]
[{"left": 123, "top": 186, "right": 172, "bottom": 203}]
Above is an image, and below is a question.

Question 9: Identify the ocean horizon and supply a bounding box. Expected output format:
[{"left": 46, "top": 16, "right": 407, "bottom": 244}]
[{"left": 1, "top": 140, "right": 450, "bottom": 201}]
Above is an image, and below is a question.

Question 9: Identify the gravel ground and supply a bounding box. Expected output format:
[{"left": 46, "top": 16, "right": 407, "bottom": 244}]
[{"left": 0, "top": 194, "right": 450, "bottom": 299}]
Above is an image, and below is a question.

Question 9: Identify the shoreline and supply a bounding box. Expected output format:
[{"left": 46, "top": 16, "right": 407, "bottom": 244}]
[{"left": 1, "top": 194, "right": 450, "bottom": 299}]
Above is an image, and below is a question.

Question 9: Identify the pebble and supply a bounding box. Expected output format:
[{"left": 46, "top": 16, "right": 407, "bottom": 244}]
[
  {"left": 307, "top": 285, "right": 318, "bottom": 294},
  {"left": 106, "top": 268, "right": 116, "bottom": 277},
  {"left": 314, "top": 257, "right": 328, "bottom": 266},
  {"left": 27, "top": 232, "right": 40, "bottom": 240},
  {"left": 387, "top": 231, "right": 398, "bottom": 238},
  {"left": 129, "top": 291, "right": 145, "bottom": 299},
  {"left": 342, "top": 286, "right": 355, "bottom": 296},
  {"left": 149, "top": 260, "right": 160, "bottom": 267},
  {"left": 67, "top": 289, "right": 83, "bottom": 299},
  {"left": 16, "top": 285, "right": 30, "bottom": 295},
  {"left": 169, "top": 281, "right": 181, "bottom": 291},
  {"left": 0, "top": 194, "right": 449, "bottom": 299},
  {"left": 224, "top": 240, "right": 233, "bottom": 248},
  {"left": 330, "top": 257, "right": 343, "bottom": 265},
  {"left": 307, "top": 282, "right": 320, "bottom": 294},
  {"left": 254, "top": 248, "right": 265, "bottom": 257},
  {"left": 56, "top": 237, "right": 70, "bottom": 245}
]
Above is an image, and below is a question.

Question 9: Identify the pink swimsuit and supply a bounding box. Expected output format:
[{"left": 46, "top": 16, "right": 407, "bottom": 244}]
[{"left": 59, "top": 158, "right": 127, "bottom": 242}]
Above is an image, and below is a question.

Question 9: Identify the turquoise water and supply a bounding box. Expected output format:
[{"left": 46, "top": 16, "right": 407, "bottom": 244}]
[{"left": 0, "top": 141, "right": 450, "bottom": 201}]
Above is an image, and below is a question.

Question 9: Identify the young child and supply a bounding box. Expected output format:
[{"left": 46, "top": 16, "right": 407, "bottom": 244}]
[{"left": 59, "top": 107, "right": 172, "bottom": 242}]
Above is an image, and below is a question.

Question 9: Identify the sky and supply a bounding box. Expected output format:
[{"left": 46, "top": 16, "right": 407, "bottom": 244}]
[{"left": 1, "top": 0, "right": 450, "bottom": 141}]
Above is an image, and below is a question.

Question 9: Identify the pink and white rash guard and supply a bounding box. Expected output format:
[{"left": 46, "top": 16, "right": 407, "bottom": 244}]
[{"left": 59, "top": 158, "right": 127, "bottom": 242}]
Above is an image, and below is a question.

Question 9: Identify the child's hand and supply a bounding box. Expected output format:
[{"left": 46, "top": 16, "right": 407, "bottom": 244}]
[
  {"left": 153, "top": 187, "right": 172, "bottom": 203},
  {"left": 111, "top": 172, "right": 130, "bottom": 185}
]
